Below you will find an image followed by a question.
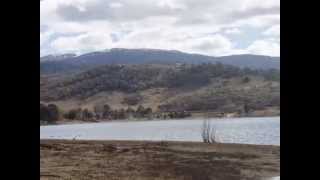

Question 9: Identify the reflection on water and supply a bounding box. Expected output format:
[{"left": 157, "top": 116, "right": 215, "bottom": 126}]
[{"left": 40, "top": 117, "right": 280, "bottom": 145}]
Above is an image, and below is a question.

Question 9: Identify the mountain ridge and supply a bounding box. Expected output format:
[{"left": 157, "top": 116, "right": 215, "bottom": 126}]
[{"left": 40, "top": 48, "right": 280, "bottom": 74}]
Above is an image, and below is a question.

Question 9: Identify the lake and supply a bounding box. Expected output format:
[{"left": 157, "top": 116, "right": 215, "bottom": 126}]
[{"left": 40, "top": 117, "right": 280, "bottom": 145}]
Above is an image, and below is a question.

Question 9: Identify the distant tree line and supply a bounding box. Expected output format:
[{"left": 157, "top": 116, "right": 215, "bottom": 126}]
[
  {"left": 154, "top": 111, "right": 191, "bottom": 119},
  {"left": 63, "top": 104, "right": 154, "bottom": 121},
  {"left": 40, "top": 103, "right": 61, "bottom": 124},
  {"left": 40, "top": 102, "right": 193, "bottom": 123}
]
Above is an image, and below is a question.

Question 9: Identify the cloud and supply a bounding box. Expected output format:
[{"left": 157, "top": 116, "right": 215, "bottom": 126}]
[
  {"left": 190, "top": 35, "right": 233, "bottom": 55},
  {"left": 263, "top": 25, "right": 280, "bottom": 37},
  {"left": 40, "top": 0, "right": 280, "bottom": 57},
  {"left": 55, "top": 0, "right": 178, "bottom": 22},
  {"left": 247, "top": 39, "right": 280, "bottom": 56},
  {"left": 50, "top": 32, "right": 113, "bottom": 54},
  {"left": 40, "top": 31, "right": 53, "bottom": 46},
  {"left": 109, "top": 2, "right": 123, "bottom": 9},
  {"left": 224, "top": 28, "right": 242, "bottom": 35}
]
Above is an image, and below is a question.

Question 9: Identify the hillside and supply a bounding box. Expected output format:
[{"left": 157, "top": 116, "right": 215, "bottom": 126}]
[
  {"left": 40, "top": 62, "right": 280, "bottom": 121},
  {"left": 40, "top": 48, "right": 280, "bottom": 74}
]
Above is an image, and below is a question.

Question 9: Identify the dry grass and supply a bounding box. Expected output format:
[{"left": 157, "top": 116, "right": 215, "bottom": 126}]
[{"left": 40, "top": 140, "right": 280, "bottom": 180}]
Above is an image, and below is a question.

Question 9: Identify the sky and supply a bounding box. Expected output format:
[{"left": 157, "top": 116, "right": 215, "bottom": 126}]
[{"left": 40, "top": 0, "right": 280, "bottom": 57}]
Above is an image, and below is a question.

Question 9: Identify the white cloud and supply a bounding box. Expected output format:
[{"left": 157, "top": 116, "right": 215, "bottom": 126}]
[
  {"left": 50, "top": 32, "right": 113, "bottom": 54},
  {"left": 247, "top": 39, "right": 280, "bottom": 56},
  {"left": 157, "top": 0, "right": 187, "bottom": 10},
  {"left": 224, "top": 28, "right": 242, "bottom": 35},
  {"left": 109, "top": 2, "right": 123, "bottom": 8},
  {"left": 190, "top": 35, "right": 233, "bottom": 55},
  {"left": 233, "top": 14, "right": 280, "bottom": 28},
  {"left": 263, "top": 24, "right": 280, "bottom": 37},
  {"left": 239, "top": 0, "right": 280, "bottom": 10},
  {"left": 40, "top": 31, "right": 50, "bottom": 46},
  {"left": 40, "top": 0, "right": 280, "bottom": 57}
]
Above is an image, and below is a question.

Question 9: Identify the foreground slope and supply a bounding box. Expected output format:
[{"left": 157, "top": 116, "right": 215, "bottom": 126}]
[{"left": 40, "top": 140, "right": 280, "bottom": 180}]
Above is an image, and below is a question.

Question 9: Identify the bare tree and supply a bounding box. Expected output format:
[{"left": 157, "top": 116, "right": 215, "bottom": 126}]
[{"left": 202, "top": 120, "right": 218, "bottom": 144}]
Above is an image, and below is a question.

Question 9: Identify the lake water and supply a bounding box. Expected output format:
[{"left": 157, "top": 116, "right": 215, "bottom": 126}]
[{"left": 40, "top": 117, "right": 280, "bottom": 145}]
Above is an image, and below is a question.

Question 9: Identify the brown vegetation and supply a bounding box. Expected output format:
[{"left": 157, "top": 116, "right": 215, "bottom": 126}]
[
  {"left": 40, "top": 140, "right": 280, "bottom": 180},
  {"left": 40, "top": 102, "right": 191, "bottom": 123},
  {"left": 40, "top": 63, "right": 280, "bottom": 121}
]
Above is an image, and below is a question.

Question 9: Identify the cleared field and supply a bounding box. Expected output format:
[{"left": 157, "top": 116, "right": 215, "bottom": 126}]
[{"left": 40, "top": 140, "right": 280, "bottom": 180}]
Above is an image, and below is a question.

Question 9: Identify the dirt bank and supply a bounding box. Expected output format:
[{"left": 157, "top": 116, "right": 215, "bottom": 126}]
[{"left": 40, "top": 140, "right": 280, "bottom": 180}]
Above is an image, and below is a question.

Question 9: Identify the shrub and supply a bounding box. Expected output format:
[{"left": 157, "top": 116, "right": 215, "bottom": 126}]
[
  {"left": 242, "top": 76, "right": 251, "bottom": 83},
  {"left": 40, "top": 103, "right": 60, "bottom": 123}
]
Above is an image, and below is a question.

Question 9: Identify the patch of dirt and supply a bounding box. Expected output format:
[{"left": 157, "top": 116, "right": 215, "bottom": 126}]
[{"left": 40, "top": 140, "right": 280, "bottom": 180}]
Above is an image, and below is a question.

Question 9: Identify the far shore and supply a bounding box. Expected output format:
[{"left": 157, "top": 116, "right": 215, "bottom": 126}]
[{"left": 41, "top": 113, "right": 280, "bottom": 126}]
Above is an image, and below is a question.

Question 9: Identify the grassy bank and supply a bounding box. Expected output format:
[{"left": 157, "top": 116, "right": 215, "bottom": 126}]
[{"left": 40, "top": 140, "right": 280, "bottom": 180}]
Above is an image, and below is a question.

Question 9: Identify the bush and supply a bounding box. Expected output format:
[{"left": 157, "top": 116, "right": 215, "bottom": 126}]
[
  {"left": 242, "top": 76, "right": 251, "bottom": 83},
  {"left": 40, "top": 103, "right": 60, "bottom": 123},
  {"left": 64, "top": 109, "right": 76, "bottom": 120},
  {"left": 47, "top": 104, "right": 60, "bottom": 121}
]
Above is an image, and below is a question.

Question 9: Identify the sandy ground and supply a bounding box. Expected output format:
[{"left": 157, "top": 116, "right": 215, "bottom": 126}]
[{"left": 40, "top": 140, "right": 279, "bottom": 180}]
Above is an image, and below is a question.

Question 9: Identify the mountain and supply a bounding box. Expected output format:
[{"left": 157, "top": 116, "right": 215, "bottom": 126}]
[
  {"left": 40, "top": 48, "right": 280, "bottom": 74},
  {"left": 41, "top": 53, "right": 77, "bottom": 61}
]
